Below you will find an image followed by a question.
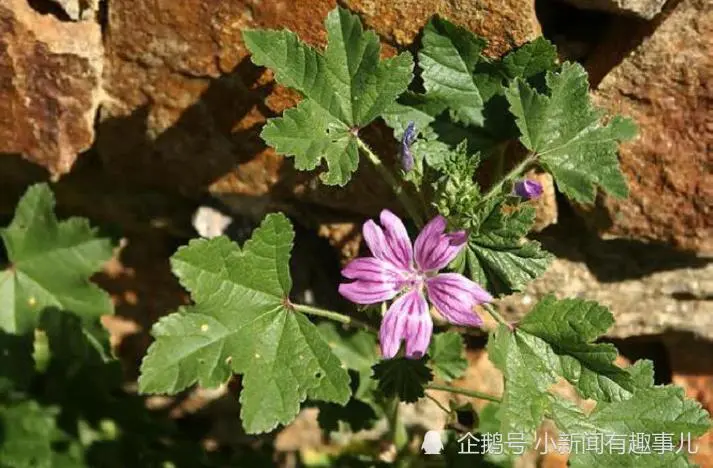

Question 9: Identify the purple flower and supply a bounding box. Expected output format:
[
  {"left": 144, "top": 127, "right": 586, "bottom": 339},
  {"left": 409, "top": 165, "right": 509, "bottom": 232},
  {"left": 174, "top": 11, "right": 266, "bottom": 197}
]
[
  {"left": 339, "top": 210, "right": 493, "bottom": 359},
  {"left": 400, "top": 121, "right": 417, "bottom": 172},
  {"left": 514, "top": 179, "right": 543, "bottom": 200}
]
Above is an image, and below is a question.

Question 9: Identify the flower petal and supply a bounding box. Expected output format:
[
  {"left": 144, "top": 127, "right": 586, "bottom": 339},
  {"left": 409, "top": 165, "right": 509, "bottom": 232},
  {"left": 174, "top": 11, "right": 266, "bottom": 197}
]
[
  {"left": 379, "top": 289, "right": 430, "bottom": 359},
  {"left": 379, "top": 210, "right": 413, "bottom": 270},
  {"left": 414, "top": 215, "right": 467, "bottom": 271},
  {"left": 339, "top": 280, "right": 401, "bottom": 305},
  {"left": 341, "top": 257, "right": 403, "bottom": 283},
  {"left": 404, "top": 305, "right": 433, "bottom": 359},
  {"left": 339, "top": 256, "right": 403, "bottom": 305},
  {"left": 426, "top": 273, "right": 492, "bottom": 327},
  {"left": 362, "top": 214, "right": 413, "bottom": 271}
]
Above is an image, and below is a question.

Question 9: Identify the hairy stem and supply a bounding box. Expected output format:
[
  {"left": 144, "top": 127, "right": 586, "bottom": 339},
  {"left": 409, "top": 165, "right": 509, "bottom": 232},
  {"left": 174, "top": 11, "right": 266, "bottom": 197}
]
[
  {"left": 387, "top": 397, "right": 408, "bottom": 450},
  {"left": 356, "top": 137, "right": 426, "bottom": 227},
  {"left": 425, "top": 383, "right": 501, "bottom": 403},
  {"left": 292, "top": 303, "right": 377, "bottom": 332},
  {"left": 482, "top": 151, "right": 537, "bottom": 201}
]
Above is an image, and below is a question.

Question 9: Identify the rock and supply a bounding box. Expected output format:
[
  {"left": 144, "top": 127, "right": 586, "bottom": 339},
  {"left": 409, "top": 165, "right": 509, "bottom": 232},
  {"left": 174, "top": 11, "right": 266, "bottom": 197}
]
[
  {"left": 499, "top": 218, "right": 713, "bottom": 340},
  {"left": 341, "top": 0, "right": 541, "bottom": 57},
  {"left": 588, "top": 0, "right": 713, "bottom": 253},
  {"left": 560, "top": 0, "right": 666, "bottom": 20},
  {"left": 99, "top": 0, "right": 543, "bottom": 219},
  {"left": 48, "top": 0, "right": 81, "bottom": 20},
  {"left": 0, "top": 0, "right": 103, "bottom": 177}
]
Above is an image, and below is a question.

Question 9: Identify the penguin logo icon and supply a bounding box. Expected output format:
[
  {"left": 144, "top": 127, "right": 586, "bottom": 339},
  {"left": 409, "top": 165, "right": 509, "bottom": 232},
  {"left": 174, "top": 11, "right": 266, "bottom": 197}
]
[{"left": 421, "top": 430, "right": 444, "bottom": 455}]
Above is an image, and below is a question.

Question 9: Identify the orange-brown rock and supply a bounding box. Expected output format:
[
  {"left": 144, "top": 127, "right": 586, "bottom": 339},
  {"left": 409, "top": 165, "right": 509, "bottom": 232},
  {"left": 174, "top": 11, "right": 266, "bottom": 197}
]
[
  {"left": 589, "top": 0, "right": 713, "bottom": 253},
  {"left": 0, "top": 0, "right": 103, "bottom": 177},
  {"left": 99, "top": 0, "right": 542, "bottom": 217},
  {"left": 342, "top": 0, "right": 541, "bottom": 57}
]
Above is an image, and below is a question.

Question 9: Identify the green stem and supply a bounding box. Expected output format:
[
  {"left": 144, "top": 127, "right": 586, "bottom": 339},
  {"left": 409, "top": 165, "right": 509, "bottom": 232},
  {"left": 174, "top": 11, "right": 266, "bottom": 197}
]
[
  {"left": 292, "top": 303, "right": 377, "bottom": 332},
  {"left": 425, "top": 383, "right": 501, "bottom": 403},
  {"left": 356, "top": 137, "right": 425, "bottom": 227},
  {"left": 483, "top": 303, "right": 512, "bottom": 330},
  {"left": 482, "top": 151, "right": 537, "bottom": 201},
  {"left": 387, "top": 397, "right": 408, "bottom": 450}
]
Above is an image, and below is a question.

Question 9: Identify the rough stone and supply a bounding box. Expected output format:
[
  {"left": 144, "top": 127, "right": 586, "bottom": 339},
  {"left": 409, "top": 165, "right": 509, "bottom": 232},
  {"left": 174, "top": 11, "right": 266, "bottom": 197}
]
[
  {"left": 527, "top": 171, "right": 558, "bottom": 232},
  {"left": 48, "top": 0, "right": 82, "bottom": 20},
  {"left": 99, "top": 0, "right": 543, "bottom": 218},
  {"left": 0, "top": 0, "right": 103, "bottom": 177},
  {"left": 588, "top": 0, "right": 713, "bottom": 253},
  {"left": 499, "top": 219, "right": 713, "bottom": 340},
  {"left": 560, "top": 0, "right": 666, "bottom": 20},
  {"left": 341, "top": 0, "right": 541, "bottom": 57}
]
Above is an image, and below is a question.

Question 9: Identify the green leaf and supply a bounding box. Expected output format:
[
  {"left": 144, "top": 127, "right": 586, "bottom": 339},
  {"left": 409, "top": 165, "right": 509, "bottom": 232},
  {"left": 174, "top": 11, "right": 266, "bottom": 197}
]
[
  {"left": 260, "top": 100, "right": 359, "bottom": 186},
  {"left": 138, "top": 213, "right": 350, "bottom": 434},
  {"left": 505, "top": 62, "right": 637, "bottom": 203},
  {"left": 419, "top": 16, "right": 486, "bottom": 126},
  {"left": 0, "top": 400, "right": 58, "bottom": 468},
  {"left": 551, "top": 387, "right": 711, "bottom": 467},
  {"left": 486, "top": 325, "right": 553, "bottom": 447},
  {"left": 428, "top": 331, "right": 468, "bottom": 382},
  {"left": 243, "top": 7, "right": 413, "bottom": 186},
  {"left": 372, "top": 357, "right": 433, "bottom": 403},
  {"left": 317, "top": 322, "right": 378, "bottom": 403},
  {"left": 384, "top": 37, "right": 558, "bottom": 161},
  {"left": 38, "top": 309, "right": 121, "bottom": 390},
  {"left": 457, "top": 200, "right": 552, "bottom": 296},
  {"left": 487, "top": 296, "right": 650, "bottom": 447},
  {"left": 515, "top": 296, "right": 638, "bottom": 402},
  {"left": 0, "top": 184, "right": 113, "bottom": 350}
]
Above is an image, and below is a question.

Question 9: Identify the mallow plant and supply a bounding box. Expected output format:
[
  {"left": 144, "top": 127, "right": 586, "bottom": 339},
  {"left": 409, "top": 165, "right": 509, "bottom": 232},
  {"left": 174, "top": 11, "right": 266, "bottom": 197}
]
[{"left": 125, "top": 6, "right": 709, "bottom": 466}]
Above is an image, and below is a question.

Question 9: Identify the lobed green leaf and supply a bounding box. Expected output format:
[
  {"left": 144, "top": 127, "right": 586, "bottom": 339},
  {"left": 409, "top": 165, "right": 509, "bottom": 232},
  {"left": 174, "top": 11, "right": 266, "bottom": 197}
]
[
  {"left": 0, "top": 184, "right": 113, "bottom": 354},
  {"left": 244, "top": 7, "right": 413, "bottom": 186},
  {"left": 138, "top": 214, "right": 350, "bottom": 434},
  {"left": 505, "top": 62, "right": 637, "bottom": 203}
]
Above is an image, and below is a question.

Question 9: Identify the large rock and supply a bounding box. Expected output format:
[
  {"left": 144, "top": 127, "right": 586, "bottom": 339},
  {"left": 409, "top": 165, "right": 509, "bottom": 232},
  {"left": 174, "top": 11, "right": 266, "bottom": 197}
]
[
  {"left": 99, "top": 0, "right": 542, "bottom": 217},
  {"left": 342, "top": 0, "right": 541, "bottom": 56},
  {"left": 589, "top": 0, "right": 713, "bottom": 253},
  {"left": 0, "top": 0, "right": 103, "bottom": 177}
]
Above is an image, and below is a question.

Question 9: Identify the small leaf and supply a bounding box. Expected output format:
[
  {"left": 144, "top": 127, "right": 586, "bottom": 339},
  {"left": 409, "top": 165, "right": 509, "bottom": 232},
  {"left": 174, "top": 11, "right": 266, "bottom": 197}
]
[
  {"left": 429, "top": 332, "right": 468, "bottom": 382},
  {"left": 505, "top": 62, "right": 637, "bottom": 203},
  {"left": 459, "top": 200, "right": 552, "bottom": 296},
  {"left": 244, "top": 7, "right": 413, "bottom": 185},
  {"left": 138, "top": 214, "right": 350, "bottom": 434},
  {"left": 372, "top": 357, "right": 433, "bottom": 403},
  {"left": 0, "top": 184, "right": 113, "bottom": 351},
  {"left": 419, "top": 16, "right": 486, "bottom": 126}
]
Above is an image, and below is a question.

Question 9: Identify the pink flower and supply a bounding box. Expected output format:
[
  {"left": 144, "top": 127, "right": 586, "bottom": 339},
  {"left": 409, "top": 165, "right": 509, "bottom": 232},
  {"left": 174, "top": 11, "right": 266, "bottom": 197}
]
[{"left": 339, "top": 210, "right": 493, "bottom": 359}]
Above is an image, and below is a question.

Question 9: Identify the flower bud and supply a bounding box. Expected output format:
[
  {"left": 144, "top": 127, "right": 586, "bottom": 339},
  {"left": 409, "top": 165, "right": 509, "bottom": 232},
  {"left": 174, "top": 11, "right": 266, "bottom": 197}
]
[{"left": 514, "top": 179, "right": 543, "bottom": 200}]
